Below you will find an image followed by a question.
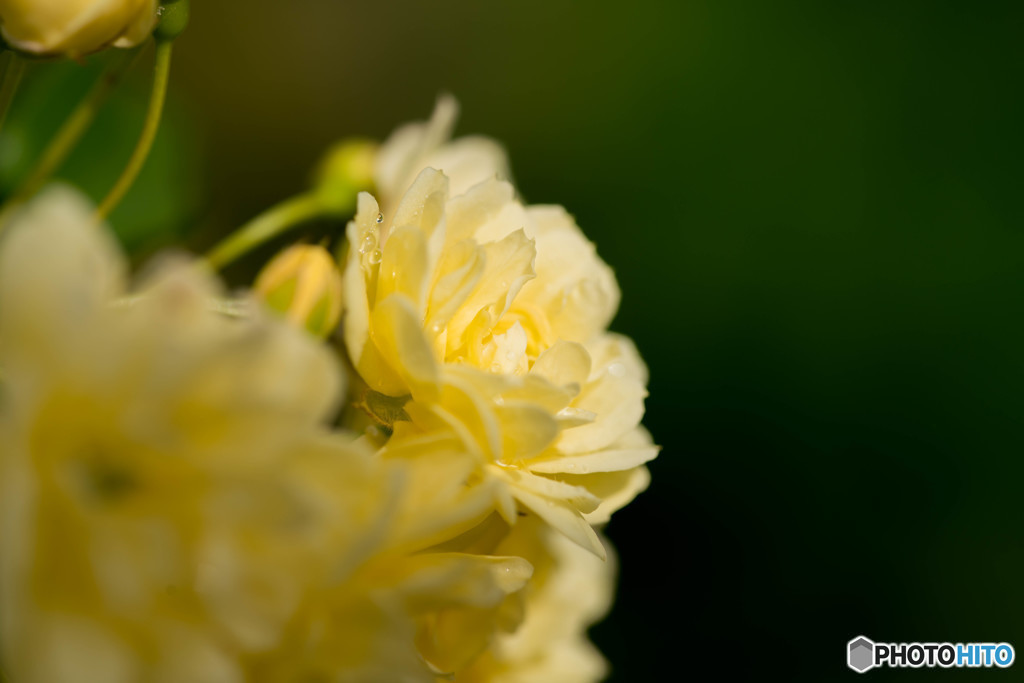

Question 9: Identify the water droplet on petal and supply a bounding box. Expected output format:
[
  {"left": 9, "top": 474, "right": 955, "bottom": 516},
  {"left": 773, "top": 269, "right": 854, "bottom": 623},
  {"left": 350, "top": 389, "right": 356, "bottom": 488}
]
[
  {"left": 368, "top": 248, "right": 383, "bottom": 265},
  {"left": 376, "top": 212, "right": 384, "bottom": 224},
  {"left": 359, "top": 231, "right": 377, "bottom": 254}
]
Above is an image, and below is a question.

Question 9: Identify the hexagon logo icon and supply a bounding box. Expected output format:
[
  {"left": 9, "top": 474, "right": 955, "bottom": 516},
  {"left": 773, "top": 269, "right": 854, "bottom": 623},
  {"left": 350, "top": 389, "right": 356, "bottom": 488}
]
[{"left": 848, "top": 636, "right": 875, "bottom": 673}]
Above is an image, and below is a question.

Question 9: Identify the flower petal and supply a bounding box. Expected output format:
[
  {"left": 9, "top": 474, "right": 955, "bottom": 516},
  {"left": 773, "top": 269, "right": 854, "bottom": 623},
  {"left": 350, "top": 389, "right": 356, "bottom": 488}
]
[
  {"left": 510, "top": 487, "right": 606, "bottom": 560},
  {"left": 530, "top": 340, "right": 591, "bottom": 392},
  {"left": 526, "top": 445, "right": 659, "bottom": 475},
  {"left": 370, "top": 295, "right": 440, "bottom": 400}
]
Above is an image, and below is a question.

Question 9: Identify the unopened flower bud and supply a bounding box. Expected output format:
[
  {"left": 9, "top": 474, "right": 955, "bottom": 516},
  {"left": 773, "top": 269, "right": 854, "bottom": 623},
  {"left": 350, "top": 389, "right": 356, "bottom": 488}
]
[
  {"left": 254, "top": 244, "right": 343, "bottom": 338},
  {"left": 0, "top": 0, "right": 158, "bottom": 58},
  {"left": 153, "top": 0, "right": 188, "bottom": 43},
  {"left": 313, "top": 139, "right": 378, "bottom": 214}
]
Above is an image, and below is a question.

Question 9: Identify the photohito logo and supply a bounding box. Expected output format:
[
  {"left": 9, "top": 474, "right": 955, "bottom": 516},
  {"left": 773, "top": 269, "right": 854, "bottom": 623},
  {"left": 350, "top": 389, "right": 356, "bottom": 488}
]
[{"left": 847, "top": 636, "right": 1015, "bottom": 673}]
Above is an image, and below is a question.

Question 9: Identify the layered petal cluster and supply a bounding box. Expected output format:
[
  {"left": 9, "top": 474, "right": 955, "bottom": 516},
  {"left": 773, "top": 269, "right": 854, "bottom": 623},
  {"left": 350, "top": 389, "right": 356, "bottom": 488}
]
[
  {"left": 343, "top": 166, "right": 656, "bottom": 558},
  {"left": 0, "top": 0, "right": 157, "bottom": 57},
  {"left": 0, "top": 188, "right": 532, "bottom": 683}
]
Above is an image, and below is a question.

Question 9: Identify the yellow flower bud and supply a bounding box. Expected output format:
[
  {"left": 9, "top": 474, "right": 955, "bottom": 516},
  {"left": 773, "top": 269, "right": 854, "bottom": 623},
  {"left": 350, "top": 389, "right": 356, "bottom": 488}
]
[
  {"left": 255, "top": 244, "right": 343, "bottom": 338},
  {"left": 0, "top": 0, "right": 157, "bottom": 58},
  {"left": 314, "top": 138, "right": 378, "bottom": 213}
]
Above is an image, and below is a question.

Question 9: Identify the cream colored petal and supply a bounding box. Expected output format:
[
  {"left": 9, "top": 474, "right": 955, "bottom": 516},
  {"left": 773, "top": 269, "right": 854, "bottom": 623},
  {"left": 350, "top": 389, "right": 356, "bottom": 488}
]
[
  {"left": 445, "top": 362, "right": 515, "bottom": 399},
  {"left": 553, "top": 407, "right": 597, "bottom": 429},
  {"left": 501, "top": 302, "right": 555, "bottom": 359},
  {"left": 586, "top": 332, "right": 650, "bottom": 385},
  {"left": 530, "top": 340, "right": 592, "bottom": 391},
  {"left": 390, "top": 553, "right": 533, "bottom": 613},
  {"left": 0, "top": 186, "right": 125, "bottom": 371},
  {"left": 497, "top": 375, "right": 575, "bottom": 414},
  {"left": 526, "top": 445, "right": 659, "bottom": 475},
  {"left": 496, "top": 468, "right": 600, "bottom": 514},
  {"left": 389, "top": 167, "right": 448, "bottom": 244},
  {"left": 342, "top": 192, "right": 378, "bottom": 360},
  {"left": 374, "top": 95, "right": 458, "bottom": 206},
  {"left": 345, "top": 199, "right": 414, "bottom": 396},
  {"left": 381, "top": 448, "right": 501, "bottom": 553},
  {"left": 517, "top": 205, "right": 621, "bottom": 343},
  {"left": 494, "top": 400, "right": 560, "bottom": 462},
  {"left": 444, "top": 179, "right": 516, "bottom": 245},
  {"left": 402, "top": 370, "right": 503, "bottom": 461},
  {"left": 455, "top": 185, "right": 532, "bottom": 248},
  {"left": 571, "top": 466, "right": 653, "bottom": 525},
  {"left": 556, "top": 371, "right": 647, "bottom": 454},
  {"left": 422, "top": 135, "right": 510, "bottom": 199},
  {"left": 482, "top": 321, "right": 529, "bottom": 375},
  {"left": 494, "top": 486, "right": 519, "bottom": 526},
  {"left": 375, "top": 225, "right": 430, "bottom": 312},
  {"left": 509, "top": 487, "right": 606, "bottom": 560},
  {"left": 612, "top": 424, "right": 656, "bottom": 449},
  {"left": 425, "top": 238, "right": 486, "bottom": 334},
  {"left": 437, "top": 372, "right": 502, "bottom": 459},
  {"left": 370, "top": 295, "right": 440, "bottom": 400}
]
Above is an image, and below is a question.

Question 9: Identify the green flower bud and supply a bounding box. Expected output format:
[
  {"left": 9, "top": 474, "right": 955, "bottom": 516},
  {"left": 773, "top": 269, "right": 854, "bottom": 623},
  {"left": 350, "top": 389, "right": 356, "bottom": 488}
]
[
  {"left": 154, "top": 0, "right": 189, "bottom": 43},
  {"left": 254, "top": 244, "right": 343, "bottom": 338},
  {"left": 313, "top": 138, "right": 378, "bottom": 214}
]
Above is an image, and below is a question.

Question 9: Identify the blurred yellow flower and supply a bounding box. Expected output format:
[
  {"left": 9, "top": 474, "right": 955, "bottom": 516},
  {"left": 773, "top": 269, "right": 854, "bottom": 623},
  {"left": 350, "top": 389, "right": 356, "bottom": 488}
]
[
  {"left": 0, "top": 0, "right": 157, "bottom": 57},
  {"left": 242, "top": 437, "right": 534, "bottom": 683},
  {"left": 0, "top": 187, "right": 340, "bottom": 682},
  {"left": 457, "top": 517, "right": 616, "bottom": 683},
  {"left": 0, "top": 187, "right": 530, "bottom": 683},
  {"left": 343, "top": 170, "right": 656, "bottom": 558}
]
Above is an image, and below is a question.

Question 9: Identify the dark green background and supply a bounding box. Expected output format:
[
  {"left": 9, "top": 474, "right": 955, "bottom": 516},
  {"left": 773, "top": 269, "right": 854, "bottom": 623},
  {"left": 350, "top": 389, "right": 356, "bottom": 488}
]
[{"left": 11, "top": 1, "right": 1024, "bottom": 680}]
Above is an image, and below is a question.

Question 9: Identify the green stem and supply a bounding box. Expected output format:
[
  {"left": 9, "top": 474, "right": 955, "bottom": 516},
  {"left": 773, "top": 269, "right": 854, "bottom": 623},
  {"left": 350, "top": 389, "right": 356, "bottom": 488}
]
[
  {"left": 96, "top": 39, "right": 173, "bottom": 218},
  {"left": 5, "top": 49, "right": 141, "bottom": 208},
  {"left": 0, "top": 52, "right": 26, "bottom": 134},
  {"left": 205, "top": 192, "right": 328, "bottom": 270}
]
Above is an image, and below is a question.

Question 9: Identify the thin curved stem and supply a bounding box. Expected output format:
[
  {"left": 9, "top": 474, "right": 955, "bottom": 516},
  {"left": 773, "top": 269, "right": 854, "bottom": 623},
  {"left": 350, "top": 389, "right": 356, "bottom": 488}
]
[
  {"left": 96, "top": 39, "right": 173, "bottom": 218},
  {"left": 0, "top": 52, "right": 26, "bottom": 134},
  {"left": 5, "top": 49, "right": 142, "bottom": 209},
  {"left": 205, "top": 192, "right": 327, "bottom": 270}
]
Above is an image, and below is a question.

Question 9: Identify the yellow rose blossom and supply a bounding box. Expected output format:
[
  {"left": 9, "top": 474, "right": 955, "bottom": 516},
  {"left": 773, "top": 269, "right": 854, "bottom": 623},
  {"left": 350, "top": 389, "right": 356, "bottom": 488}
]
[
  {"left": 342, "top": 169, "right": 657, "bottom": 557},
  {"left": 374, "top": 95, "right": 511, "bottom": 212},
  {"left": 0, "top": 187, "right": 532, "bottom": 683},
  {"left": 0, "top": 0, "right": 157, "bottom": 57}
]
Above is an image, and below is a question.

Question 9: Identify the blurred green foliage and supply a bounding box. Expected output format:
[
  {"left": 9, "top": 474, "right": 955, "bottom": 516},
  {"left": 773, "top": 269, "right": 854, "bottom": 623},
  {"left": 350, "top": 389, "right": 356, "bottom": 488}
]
[{"left": 0, "top": 47, "right": 204, "bottom": 254}]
